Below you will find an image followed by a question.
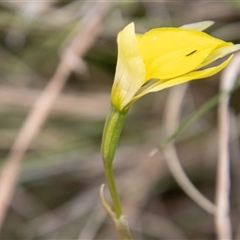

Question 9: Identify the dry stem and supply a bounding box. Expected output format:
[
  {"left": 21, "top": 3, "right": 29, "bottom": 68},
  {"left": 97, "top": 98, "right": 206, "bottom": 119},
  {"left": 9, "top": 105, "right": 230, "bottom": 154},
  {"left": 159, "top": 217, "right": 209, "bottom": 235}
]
[{"left": 215, "top": 53, "right": 240, "bottom": 239}]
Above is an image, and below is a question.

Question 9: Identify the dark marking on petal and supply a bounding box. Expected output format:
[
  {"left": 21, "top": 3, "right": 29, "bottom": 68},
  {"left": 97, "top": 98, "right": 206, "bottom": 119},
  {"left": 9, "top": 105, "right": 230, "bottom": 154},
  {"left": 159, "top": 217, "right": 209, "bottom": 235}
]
[{"left": 186, "top": 50, "right": 197, "bottom": 56}]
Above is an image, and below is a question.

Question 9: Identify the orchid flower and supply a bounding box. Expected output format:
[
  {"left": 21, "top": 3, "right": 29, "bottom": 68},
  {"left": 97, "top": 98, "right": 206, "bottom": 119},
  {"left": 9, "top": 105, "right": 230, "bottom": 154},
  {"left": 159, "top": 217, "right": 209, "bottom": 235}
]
[
  {"left": 100, "top": 22, "right": 240, "bottom": 239},
  {"left": 111, "top": 22, "right": 240, "bottom": 111}
]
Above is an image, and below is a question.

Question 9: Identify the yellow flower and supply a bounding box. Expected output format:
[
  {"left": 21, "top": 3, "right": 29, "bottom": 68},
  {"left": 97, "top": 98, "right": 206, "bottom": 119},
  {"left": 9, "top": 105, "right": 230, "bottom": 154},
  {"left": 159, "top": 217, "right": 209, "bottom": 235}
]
[{"left": 111, "top": 22, "right": 240, "bottom": 111}]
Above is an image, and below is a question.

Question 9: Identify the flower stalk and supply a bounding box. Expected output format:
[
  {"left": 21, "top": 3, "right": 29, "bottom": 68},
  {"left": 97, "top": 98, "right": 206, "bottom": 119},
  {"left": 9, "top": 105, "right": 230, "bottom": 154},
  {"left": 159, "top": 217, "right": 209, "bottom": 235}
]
[{"left": 101, "top": 106, "right": 134, "bottom": 239}]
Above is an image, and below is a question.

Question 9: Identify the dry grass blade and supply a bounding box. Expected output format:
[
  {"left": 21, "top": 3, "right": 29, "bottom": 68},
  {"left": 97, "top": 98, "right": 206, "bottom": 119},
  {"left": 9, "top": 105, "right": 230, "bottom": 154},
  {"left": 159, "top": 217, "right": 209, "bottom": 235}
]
[
  {"left": 162, "top": 84, "right": 216, "bottom": 215},
  {"left": 215, "top": 52, "right": 240, "bottom": 239},
  {"left": 29, "top": 187, "right": 100, "bottom": 238},
  {"left": 0, "top": 2, "right": 111, "bottom": 229},
  {"left": 77, "top": 203, "right": 107, "bottom": 240},
  {"left": 0, "top": 86, "right": 109, "bottom": 119},
  {"left": 138, "top": 211, "right": 188, "bottom": 239}
]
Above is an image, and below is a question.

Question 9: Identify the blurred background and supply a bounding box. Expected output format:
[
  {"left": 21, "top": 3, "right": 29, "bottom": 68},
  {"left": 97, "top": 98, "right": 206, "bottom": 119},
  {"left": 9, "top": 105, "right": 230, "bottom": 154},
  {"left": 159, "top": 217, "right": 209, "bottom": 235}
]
[{"left": 0, "top": 1, "right": 240, "bottom": 239}]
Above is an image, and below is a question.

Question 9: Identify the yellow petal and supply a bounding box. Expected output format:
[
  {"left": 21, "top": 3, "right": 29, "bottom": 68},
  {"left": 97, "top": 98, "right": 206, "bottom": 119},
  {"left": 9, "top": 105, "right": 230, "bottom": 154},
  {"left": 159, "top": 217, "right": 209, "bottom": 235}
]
[
  {"left": 111, "top": 23, "right": 145, "bottom": 111},
  {"left": 198, "top": 43, "right": 240, "bottom": 68},
  {"left": 138, "top": 28, "right": 225, "bottom": 80},
  {"left": 181, "top": 21, "right": 214, "bottom": 31},
  {"left": 132, "top": 55, "right": 233, "bottom": 102}
]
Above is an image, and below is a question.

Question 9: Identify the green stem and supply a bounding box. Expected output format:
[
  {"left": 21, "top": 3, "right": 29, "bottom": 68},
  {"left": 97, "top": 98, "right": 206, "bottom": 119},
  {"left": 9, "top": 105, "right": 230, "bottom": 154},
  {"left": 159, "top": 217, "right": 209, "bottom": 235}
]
[
  {"left": 104, "top": 161, "right": 123, "bottom": 218},
  {"left": 101, "top": 106, "right": 134, "bottom": 239},
  {"left": 101, "top": 105, "right": 128, "bottom": 217}
]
